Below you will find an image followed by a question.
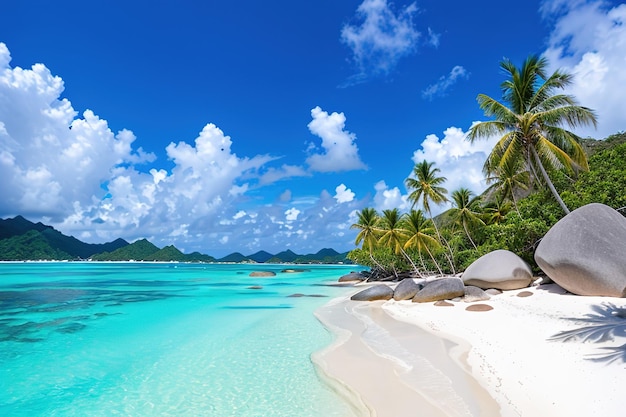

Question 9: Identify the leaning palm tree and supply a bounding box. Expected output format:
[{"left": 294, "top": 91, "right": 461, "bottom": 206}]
[
  {"left": 377, "top": 208, "right": 419, "bottom": 275},
  {"left": 405, "top": 160, "right": 455, "bottom": 272},
  {"left": 482, "top": 195, "right": 512, "bottom": 225},
  {"left": 468, "top": 55, "right": 597, "bottom": 215},
  {"left": 402, "top": 209, "right": 443, "bottom": 275},
  {"left": 351, "top": 207, "right": 386, "bottom": 271},
  {"left": 485, "top": 158, "right": 530, "bottom": 217},
  {"left": 351, "top": 207, "right": 380, "bottom": 254},
  {"left": 448, "top": 188, "right": 485, "bottom": 249}
]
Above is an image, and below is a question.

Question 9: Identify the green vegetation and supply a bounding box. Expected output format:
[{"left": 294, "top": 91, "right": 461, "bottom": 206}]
[
  {"left": 349, "top": 56, "right": 624, "bottom": 277},
  {"left": 468, "top": 55, "right": 597, "bottom": 214}
]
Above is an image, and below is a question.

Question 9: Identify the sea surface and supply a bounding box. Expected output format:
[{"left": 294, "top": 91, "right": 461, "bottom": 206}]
[{"left": 0, "top": 262, "right": 361, "bottom": 417}]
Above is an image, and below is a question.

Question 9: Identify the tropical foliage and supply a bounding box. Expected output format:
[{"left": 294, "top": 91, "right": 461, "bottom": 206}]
[
  {"left": 467, "top": 55, "right": 597, "bottom": 214},
  {"left": 348, "top": 57, "right": 624, "bottom": 278}
]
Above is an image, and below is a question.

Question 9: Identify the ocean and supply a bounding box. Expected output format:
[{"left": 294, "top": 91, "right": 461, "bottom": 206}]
[{"left": 0, "top": 262, "right": 361, "bottom": 416}]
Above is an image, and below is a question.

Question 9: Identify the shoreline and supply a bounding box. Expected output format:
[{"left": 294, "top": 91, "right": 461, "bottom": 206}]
[{"left": 314, "top": 282, "right": 626, "bottom": 416}]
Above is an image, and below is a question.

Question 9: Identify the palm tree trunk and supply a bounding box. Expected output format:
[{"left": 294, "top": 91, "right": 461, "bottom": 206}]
[
  {"left": 423, "top": 244, "right": 443, "bottom": 276},
  {"left": 530, "top": 147, "right": 570, "bottom": 215},
  {"left": 400, "top": 246, "right": 423, "bottom": 278},
  {"left": 427, "top": 209, "right": 456, "bottom": 274},
  {"left": 463, "top": 221, "right": 478, "bottom": 249}
]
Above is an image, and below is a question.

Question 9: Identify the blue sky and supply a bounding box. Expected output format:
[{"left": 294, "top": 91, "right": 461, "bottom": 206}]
[{"left": 1, "top": 0, "right": 625, "bottom": 257}]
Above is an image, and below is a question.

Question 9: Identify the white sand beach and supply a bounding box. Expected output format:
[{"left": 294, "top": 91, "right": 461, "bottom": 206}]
[{"left": 315, "top": 283, "right": 626, "bottom": 417}]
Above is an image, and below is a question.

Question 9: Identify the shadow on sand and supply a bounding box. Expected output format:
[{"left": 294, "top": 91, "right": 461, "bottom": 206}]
[{"left": 549, "top": 302, "right": 626, "bottom": 364}]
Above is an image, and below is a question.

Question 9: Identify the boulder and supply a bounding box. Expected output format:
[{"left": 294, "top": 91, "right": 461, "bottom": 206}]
[
  {"left": 413, "top": 277, "right": 465, "bottom": 303},
  {"left": 463, "top": 286, "right": 491, "bottom": 303},
  {"left": 393, "top": 278, "right": 424, "bottom": 301},
  {"left": 350, "top": 285, "right": 394, "bottom": 301},
  {"left": 535, "top": 203, "right": 626, "bottom": 297},
  {"left": 249, "top": 271, "right": 276, "bottom": 277},
  {"left": 338, "top": 272, "right": 367, "bottom": 282},
  {"left": 462, "top": 250, "right": 533, "bottom": 290}
]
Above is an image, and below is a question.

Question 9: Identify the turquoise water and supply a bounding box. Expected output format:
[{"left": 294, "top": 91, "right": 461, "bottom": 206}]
[{"left": 0, "top": 262, "right": 360, "bottom": 416}]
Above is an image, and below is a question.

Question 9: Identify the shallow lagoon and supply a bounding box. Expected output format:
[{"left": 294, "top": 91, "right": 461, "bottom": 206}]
[{"left": 0, "top": 262, "right": 359, "bottom": 416}]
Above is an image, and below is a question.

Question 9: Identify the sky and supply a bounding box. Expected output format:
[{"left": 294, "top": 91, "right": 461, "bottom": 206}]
[{"left": 1, "top": 0, "right": 625, "bottom": 257}]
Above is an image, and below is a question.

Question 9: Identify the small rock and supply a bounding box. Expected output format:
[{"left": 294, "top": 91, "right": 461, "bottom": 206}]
[
  {"left": 517, "top": 291, "right": 533, "bottom": 298},
  {"left": 249, "top": 271, "right": 276, "bottom": 277},
  {"left": 485, "top": 289, "right": 503, "bottom": 296},
  {"left": 466, "top": 304, "right": 494, "bottom": 312},
  {"left": 434, "top": 300, "right": 454, "bottom": 307},
  {"left": 339, "top": 272, "right": 367, "bottom": 282},
  {"left": 247, "top": 285, "right": 263, "bottom": 290},
  {"left": 463, "top": 286, "right": 491, "bottom": 302}
]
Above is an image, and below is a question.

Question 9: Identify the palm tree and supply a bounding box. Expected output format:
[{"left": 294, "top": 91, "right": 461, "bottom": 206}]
[
  {"left": 351, "top": 207, "right": 380, "bottom": 254},
  {"left": 448, "top": 188, "right": 485, "bottom": 249},
  {"left": 377, "top": 209, "right": 419, "bottom": 275},
  {"left": 405, "top": 160, "right": 455, "bottom": 272},
  {"left": 482, "top": 195, "right": 512, "bottom": 225},
  {"left": 485, "top": 158, "right": 530, "bottom": 217},
  {"left": 402, "top": 209, "right": 443, "bottom": 275},
  {"left": 468, "top": 55, "right": 597, "bottom": 215}
]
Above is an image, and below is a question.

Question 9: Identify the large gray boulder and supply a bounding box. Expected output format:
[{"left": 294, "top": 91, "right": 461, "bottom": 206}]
[
  {"left": 535, "top": 203, "right": 626, "bottom": 297},
  {"left": 462, "top": 250, "right": 533, "bottom": 290},
  {"left": 393, "top": 278, "right": 424, "bottom": 301},
  {"left": 350, "top": 285, "right": 394, "bottom": 301},
  {"left": 413, "top": 278, "right": 464, "bottom": 303}
]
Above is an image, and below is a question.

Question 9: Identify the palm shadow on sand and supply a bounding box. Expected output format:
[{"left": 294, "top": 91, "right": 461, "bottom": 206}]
[{"left": 549, "top": 303, "right": 626, "bottom": 364}]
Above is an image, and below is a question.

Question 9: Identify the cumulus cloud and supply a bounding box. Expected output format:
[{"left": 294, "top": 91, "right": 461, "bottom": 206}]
[
  {"left": 306, "top": 106, "right": 367, "bottom": 172},
  {"left": 373, "top": 180, "right": 409, "bottom": 211},
  {"left": 0, "top": 44, "right": 155, "bottom": 219},
  {"left": 541, "top": 0, "right": 626, "bottom": 138},
  {"left": 422, "top": 66, "right": 469, "bottom": 100},
  {"left": 409, "top": 125, "right": 498, "bottom": 214},
  {"left": 341, "top": 0, "right": 420, "bottom": 84},
  {"left": 0, "top": 43, "right": 367, "bottom": 256},
  {"left": 334, "top": 184, "right": 355, "bottom": 203}
]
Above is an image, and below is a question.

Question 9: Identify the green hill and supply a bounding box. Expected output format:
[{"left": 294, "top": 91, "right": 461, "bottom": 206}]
[
  {"left": 0, "top": 230, "right": 74, "bottom": 261},
  {"left": 92, "top": 239, "right": 160, "bottom": 261}
]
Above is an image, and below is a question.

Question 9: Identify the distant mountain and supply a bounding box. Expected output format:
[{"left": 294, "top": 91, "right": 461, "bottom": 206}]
[
  {"left": 217, "top": 252, "right": 249, "bottom": 263},
  {"left": 91, "top": 239, "right": 160, "bottom": 261},
  {"left": 248, "top": 250, "right": 273, "bottom": 263},
  {"left": 0, "top": 230, "right": 74, "bottom": 261},
  {"left": 0, "top": 216, "right": 128, "bottom": 258},
  {"left": 0, "top": 215, "right": 349, "bottom": 263},
  {"left": 271, "top": 249, "right": 298, "bottom": 263}
]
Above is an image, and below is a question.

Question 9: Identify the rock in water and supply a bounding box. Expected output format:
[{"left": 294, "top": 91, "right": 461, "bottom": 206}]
[
  {"left": 462, "top": 249, "right": 533, "bottom": 290},
  {"left": 393, "top": 278, "right": 424, "bottom": 301},
  {"left": 413, "top": 278, "right": 464, "bottom": 303},
  {"left": 535, "top": 203, "right": 626, "bottom": 297},
  {"left": 338, "top": 272, "right": 367, "bottom": 282},
  {"left": 350, "top": 285, "right": 394, "bottom": 301},
  {"left": 249, "top": 271, "right": 276, "bottom": 277}
]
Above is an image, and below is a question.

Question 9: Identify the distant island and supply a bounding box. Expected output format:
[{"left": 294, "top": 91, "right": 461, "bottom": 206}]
[{"left": 0, "top": 216, "right": 351, "bottom": 264}]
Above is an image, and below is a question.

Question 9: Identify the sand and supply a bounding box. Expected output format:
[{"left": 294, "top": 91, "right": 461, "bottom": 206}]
[{"left": 314, "top": 282, "right": 626, "bottom": 417}]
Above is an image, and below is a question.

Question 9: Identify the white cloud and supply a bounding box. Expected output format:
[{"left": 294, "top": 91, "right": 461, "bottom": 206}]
[
  {"left": 258, "top": 164, "right": 309, "bottom": 185},
  {"left": 306, "top": 106, "right": 367, "bottom": 172},
  {"left": 341, "top": 0, "right": 420, "bottom": 83},
  {"left": 285, "top": 207, "right": 301, "bottom": 221},
  {"left": 422, "top": 66, "right": 469, "bottom": 100},
  {"left": 409, "top": 125, "right": 498, "bottom": 214},
  {"left": 541, "top": 0, "right": 626, "bottom": 138},
  {"left": 373, "top": 180, "right": 409, "bottom": 212},
  {"left": 334, "top": 184, "right": 355, "bottom": 203}
]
